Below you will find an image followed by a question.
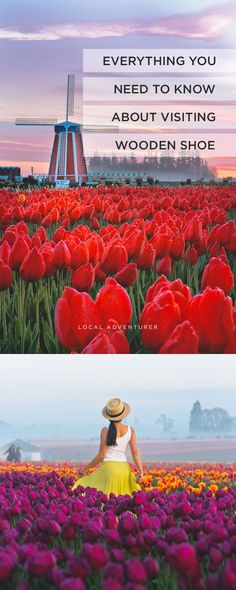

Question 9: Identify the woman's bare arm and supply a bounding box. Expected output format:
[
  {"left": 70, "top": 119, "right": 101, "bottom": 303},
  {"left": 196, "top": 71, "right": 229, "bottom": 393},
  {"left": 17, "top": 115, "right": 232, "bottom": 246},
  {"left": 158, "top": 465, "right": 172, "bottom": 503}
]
[
  {"left": 129, "top": 428, "right": 143, "bottom": 479},
  {"left": 78, "top": 428, "right": 108, "bottom": 476}
]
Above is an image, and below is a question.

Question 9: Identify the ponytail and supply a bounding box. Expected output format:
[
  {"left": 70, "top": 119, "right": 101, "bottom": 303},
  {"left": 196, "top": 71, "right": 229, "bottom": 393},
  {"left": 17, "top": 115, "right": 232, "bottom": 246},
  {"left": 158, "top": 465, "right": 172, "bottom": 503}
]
[{"left": 107, "top": 421, "right": 118, "bottom": 446}]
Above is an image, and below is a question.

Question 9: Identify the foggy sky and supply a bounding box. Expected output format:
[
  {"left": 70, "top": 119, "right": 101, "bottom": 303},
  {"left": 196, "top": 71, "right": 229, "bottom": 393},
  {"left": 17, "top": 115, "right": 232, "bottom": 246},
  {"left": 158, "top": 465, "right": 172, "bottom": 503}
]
[{"left": 0, "top": 356, "right": 235, "bottom": 436}]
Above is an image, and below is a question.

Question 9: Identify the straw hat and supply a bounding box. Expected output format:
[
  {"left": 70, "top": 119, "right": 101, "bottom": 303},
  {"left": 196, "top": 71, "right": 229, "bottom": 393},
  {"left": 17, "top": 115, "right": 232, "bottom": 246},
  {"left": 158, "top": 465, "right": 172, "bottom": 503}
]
[{"left": 102, "top": 398, "right": 130, "bottom": 421}]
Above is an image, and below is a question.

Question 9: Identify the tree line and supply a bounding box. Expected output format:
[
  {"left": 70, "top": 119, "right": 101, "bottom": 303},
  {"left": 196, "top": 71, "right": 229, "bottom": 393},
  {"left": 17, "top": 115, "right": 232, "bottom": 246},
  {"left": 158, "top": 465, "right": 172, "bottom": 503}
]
[
  {"left": 155, "top": 401, "right": 236, "bottom": 435},
  {"left": 88, "top": 155, "right": 216, "bottom": 180}
]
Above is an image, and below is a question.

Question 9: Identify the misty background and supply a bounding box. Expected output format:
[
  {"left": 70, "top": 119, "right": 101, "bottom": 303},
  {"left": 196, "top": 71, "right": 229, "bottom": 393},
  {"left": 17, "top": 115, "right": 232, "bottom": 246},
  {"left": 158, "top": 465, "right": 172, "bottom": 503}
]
[{"left": 0, "top": 355, "right": 235, "bottom": 441}]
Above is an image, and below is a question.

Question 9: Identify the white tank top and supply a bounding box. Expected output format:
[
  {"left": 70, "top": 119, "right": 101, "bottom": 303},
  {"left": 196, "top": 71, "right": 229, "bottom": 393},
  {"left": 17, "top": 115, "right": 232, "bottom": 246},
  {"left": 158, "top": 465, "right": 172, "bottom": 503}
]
[{"left": 104, "top": 425, "right": 131, "bottom": 462}]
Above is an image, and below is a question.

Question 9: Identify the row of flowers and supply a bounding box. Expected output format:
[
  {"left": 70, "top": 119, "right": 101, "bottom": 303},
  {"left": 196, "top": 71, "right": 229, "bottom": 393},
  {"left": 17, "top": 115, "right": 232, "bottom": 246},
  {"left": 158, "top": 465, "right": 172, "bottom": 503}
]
[
  {"left": 0, "top": 463, "right": 236, "bottom": 589},
  {"left": 1, "top": 461, "right": 235, "bottom": 494},
  {"left": 0, "top": 186, "right": 236, "bottom": 353}
]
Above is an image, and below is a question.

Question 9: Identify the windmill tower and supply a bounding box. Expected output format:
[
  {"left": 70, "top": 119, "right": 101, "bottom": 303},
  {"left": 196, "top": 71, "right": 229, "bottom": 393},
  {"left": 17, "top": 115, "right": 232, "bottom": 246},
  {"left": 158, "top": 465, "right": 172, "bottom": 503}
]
[
  {"left": 16, "top": 74, "right": 116, "bottom": 185},
  {"left": 49, "top": 74, "right": 88, "bottom": 183}
]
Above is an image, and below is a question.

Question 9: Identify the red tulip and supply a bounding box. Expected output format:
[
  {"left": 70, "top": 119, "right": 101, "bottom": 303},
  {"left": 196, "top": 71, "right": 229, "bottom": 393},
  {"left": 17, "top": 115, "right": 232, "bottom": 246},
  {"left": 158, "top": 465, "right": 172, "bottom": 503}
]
[
  {"left": 81, "top": 331, "right": 117, "bottom": 353},
  {"left": 123, "top": 230, "right": 145, "bottom": 259},
  {"left": 0, "top": 260, "right": 12, "bottom": 291},
  {"left": 85, "top": 238, "right": 99, "bottom": 265},
  {"left": 41, "top": 214, "right": 53, "bottom": 228},
  {"left": 195, "top": 232, "right": 207, "bottom": 256},
  {"left": 114, "top": 263, "right": 137, "bottom": 287},
  {"left": 96, "top": 278, "right": 132, "bottom": 329},
  {"left": 54, "top": 287, "right": 99, "bottom": 351},
  {"left": 104, "top": 319, "right": 130, "bottom": 353},
  {"left": 185, "top": 287, "right": 235, "bottom": 353},
  {"left": 156, "top": 255, "right": 172, "bottom": 276},
  {"left": 140, "top": 290, "right": 181, "bottom": 352},
  {"left": 31, "top": 233, "right": 42, "bottom": 249},
  {"left": 228, "top": 232, "right": 236, "bottom": 253},
  {"left": 91, "top": 216, "right": 100, "bottom": 230},
  {"left": 159, "top": 321, "right": 199, "bottom": 353},
  {"left": 70, "top": 243, "right": 89, "bottom": 270},
  {"left": 41, "top": 248, "right": 56, "bottom": 277},
  {"left": 150, "top": 233, "right": 170, "bottom": 257},
  {"left": 51, "top": 240, "right": 71, "bottom": 269},
  {"left": 146, "top": 276, "right": 191, "bottom": 316},
  {"left": 37, "top": 226, "right": 47, "bottom": 243},
  {"left": 52, "top": 226, "right": 66, "bottom": 243},
  {"left": 201, "top": 257, "right": 234, "bottom": 295},
  {"left": 1, "top": 229, "right": 17, "bottom": 247},
  {"left": 219, "top": 246, "right": 229, "bottom": 265},
  {"left": 209, "top": 241, "right": 220, "bottom": 258},
  {"left": 184, "top": 217, "right": 203, "bottom": 244},
  {"left": 184, "top": 245, "right": 198, "bottom": 266},
  {"left": 20, "top": 246, "right": 46, "bottom": 282},
  {"left": 169, "top": 235, "right": 185, "bottom": 259},
  {"left": 72, "top": 263, "right": 95, "bottom": 292},
  {"left": 135, "top": 243, "right": 155, "bottom": 270},
  {"left": 81, "top": 323, "right": 130, "bottom": 353},
  {"left": 215, "top": 220, "right": 235, "bottom": 246},
  {"left": 9, "top": 236, "right": 30, "bottom": 270},
  {"left": 94, "top": 262, "right": 107, "bottom": 283},
  {"left": 207, "top": 224, "right": 220, "bottom": 248},
  {"left": 84, "top": 204, "right": 95, "bottom": 219},
  {"left": 0, "top": 241, "right": 11, "bottom": 264},
  {"left": 224, "top": 334, "right": 236, "bottom": 353},
  {"left": 101, "top": 242, "right": 128, "bottom": 274}
]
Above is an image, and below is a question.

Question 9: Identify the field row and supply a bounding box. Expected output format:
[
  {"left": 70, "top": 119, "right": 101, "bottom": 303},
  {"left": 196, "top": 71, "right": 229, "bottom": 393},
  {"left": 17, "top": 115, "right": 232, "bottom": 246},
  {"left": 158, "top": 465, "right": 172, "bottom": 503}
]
[{"left": 0, "top": 186, "right": 236, "bottom": 353}]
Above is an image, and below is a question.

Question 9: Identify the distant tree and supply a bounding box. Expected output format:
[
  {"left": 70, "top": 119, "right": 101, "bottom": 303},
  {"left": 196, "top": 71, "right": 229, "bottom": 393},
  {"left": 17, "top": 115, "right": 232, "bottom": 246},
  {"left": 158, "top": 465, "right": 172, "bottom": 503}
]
[
  {"left": 156, "top": 414, "right": 174, "bottom": 435},
  {"left": 189, "top": 401, "right": 202, "bottom": 433},
  {"left": 88, "top": 155, "right": 215, "bottom": 181},
  {"left": 201, "top": 407, "right": 236, "bottom": 433},
  {"left": 189, "top": 401, "right": 236, "bottom": 434}
]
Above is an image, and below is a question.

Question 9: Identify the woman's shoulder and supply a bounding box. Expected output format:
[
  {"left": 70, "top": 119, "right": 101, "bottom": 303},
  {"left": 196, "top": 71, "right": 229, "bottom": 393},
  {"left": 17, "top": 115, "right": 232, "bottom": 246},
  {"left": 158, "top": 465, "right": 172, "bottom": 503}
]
[{"left": 101, "top": 426, "right": 108, "bottom": 437}]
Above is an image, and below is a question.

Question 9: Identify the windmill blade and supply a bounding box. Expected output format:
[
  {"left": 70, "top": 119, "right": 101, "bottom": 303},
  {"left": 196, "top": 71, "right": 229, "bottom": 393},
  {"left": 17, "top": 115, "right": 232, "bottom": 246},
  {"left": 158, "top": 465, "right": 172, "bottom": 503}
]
[
  {"left": 66, "top": 74, "right": 75, "bottom": 120},
  {"left": 81, "top": 125, "right": 119, "bottom": 133},
  {"left": 15, "top": 118, "right": 57, "bottom": 126}
]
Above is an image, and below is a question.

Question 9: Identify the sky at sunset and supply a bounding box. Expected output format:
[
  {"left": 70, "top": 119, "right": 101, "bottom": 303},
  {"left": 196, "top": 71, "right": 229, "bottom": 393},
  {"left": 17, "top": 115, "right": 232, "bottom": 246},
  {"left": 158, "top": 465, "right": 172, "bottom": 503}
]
[{"left": 1, "top": 0, "right": 236, "bottom": 177}]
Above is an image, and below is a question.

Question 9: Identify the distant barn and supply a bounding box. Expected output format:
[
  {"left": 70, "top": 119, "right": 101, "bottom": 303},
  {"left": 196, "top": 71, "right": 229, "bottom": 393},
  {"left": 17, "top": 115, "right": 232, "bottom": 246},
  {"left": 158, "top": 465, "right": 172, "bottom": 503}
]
[{"left": 0, "top": 439, "right": 41, "bottom": 462}]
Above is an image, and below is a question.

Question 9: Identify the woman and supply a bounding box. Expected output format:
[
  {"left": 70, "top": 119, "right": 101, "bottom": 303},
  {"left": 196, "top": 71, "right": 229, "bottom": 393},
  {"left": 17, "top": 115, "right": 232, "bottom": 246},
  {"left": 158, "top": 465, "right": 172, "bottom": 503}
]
[{"left": 72, "top": 398, "right": 143, "bottom": 496}]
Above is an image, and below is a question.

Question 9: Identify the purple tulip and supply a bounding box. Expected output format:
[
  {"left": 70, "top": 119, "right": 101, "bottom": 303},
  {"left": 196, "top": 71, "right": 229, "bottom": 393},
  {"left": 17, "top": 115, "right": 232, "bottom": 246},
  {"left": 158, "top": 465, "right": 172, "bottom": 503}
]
[
  {"left": 143, "top": 556, "right": 160, "bottom": 579},
  {"left": 59, "top": 578, "right": 86, "bottom": 590},
  {"left": 104, "top": 561, "right": 125, "bottom": 583},
  {"left": 103, "top": 580, "right": 123, "bottom": 590},
  {"left": 126, "top": 558, "right": 148, "bottom": 583},
  {"left": 167, "top": 543, "right": 200, "bottom": 581},
  {"left": 83, "top": 543, "right": 108, "bottom": 569}
]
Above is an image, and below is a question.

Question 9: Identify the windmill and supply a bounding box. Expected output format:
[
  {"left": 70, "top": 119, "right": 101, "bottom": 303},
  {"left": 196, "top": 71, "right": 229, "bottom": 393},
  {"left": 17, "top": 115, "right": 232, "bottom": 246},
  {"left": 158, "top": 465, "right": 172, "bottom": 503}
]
[{"left": 16, "top": 74, "right": 116, "bottom": 185}]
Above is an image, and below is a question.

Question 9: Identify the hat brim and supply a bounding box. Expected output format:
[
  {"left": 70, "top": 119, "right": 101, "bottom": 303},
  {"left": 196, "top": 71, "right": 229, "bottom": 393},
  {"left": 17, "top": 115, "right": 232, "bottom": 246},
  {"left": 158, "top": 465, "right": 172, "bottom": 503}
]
[{"left": 102, "top": 402, "right": 130, "bottom": 421}]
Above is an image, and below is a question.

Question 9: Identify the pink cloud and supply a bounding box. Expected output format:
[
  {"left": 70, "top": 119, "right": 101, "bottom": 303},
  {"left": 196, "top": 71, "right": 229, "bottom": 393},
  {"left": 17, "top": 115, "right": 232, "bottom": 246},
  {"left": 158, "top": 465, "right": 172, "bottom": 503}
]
[{"left": 0, "top": 1, "right": 235, "bottom": 42}]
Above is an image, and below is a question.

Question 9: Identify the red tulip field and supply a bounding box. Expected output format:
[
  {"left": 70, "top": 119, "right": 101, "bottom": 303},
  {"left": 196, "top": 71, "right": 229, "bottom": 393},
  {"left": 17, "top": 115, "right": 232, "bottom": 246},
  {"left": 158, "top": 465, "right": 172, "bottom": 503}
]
[
  {"left": 0, "top": 185, "right": 236, "bottom": 353},
  {"left": 0, "top": 462, "right": 236, "bottom": 589}
]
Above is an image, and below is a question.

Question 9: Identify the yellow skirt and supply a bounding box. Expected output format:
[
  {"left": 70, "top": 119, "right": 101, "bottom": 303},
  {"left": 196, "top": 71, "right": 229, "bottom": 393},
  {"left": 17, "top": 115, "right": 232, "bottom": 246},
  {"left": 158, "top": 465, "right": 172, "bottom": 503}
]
[{"left": 72, "top": 461, "right": 141, "bottom": 496}]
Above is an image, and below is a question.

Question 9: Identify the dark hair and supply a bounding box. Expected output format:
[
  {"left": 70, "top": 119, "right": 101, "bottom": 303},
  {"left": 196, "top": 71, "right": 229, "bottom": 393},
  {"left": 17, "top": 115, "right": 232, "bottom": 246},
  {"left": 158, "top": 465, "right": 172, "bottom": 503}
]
[{"left": 107, "top": 421, "right": 120, "bottom": 446}]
